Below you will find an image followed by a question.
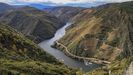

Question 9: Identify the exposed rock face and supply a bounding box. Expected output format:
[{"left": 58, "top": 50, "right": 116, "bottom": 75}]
[
  {"left": 59, "top": 1, "right": 133, "bottom": 61},
  {"left": 46, "top": 6, "right": 85, "bottom": 24},
  {"left": 57, "top": 2, "right": 133, "bottom": 74},
  {"left": 0, "top": 6, "right": 62, "bottom": 43},
  {"left": 123, "top": 62, "right": 133, "bottom": 75}
]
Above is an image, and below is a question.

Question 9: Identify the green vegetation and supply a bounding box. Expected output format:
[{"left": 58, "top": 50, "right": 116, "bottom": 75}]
[
  {"left": 57, "top": 1, "right": 133, "bottom": 75},
  {"left": 0, "top": 59, "right": 77, "bottom": 75},
  {"left": 0, "top": 6, "right": 62, "bottom": 43},
  {"left": 87, "top": 56, "right": 133, "bottom": 75},
  {"left": 59, "top": 1, "right": 133, "bottom": 59},
  {"left": 0, "top": 24, "right": 77, "bottom": 75}
]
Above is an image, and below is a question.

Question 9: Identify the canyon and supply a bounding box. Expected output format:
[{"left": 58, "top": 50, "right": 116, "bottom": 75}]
[{"left": 0, "top": 1, "right": 132, "bottom": 75}]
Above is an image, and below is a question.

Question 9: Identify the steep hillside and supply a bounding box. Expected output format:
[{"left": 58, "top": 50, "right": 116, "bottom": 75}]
[
  {"left": 56, "top": 1, "right": 133, "bottom": 75},
  {"left": 46, "top": 6, "right": 85, "bottom": 24},
  {"left": 0, "top": 23, "right": 76, "bottom": 75},
  {"left": 0, "top": 6, "right": 62, "bottom": 43}
]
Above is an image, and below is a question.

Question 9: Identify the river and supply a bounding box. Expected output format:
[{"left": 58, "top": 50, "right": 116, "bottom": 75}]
[{"left": 39, "top": 23, "right": 100, "bottom": 72}]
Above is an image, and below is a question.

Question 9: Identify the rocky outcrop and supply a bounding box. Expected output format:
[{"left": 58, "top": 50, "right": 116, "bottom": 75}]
[
  {"left": 59, "top": 1, "right": 133, "bottom": 61},
  {"left": 123, "top": 62, "right": 133, "bottom": 75},
  {"left": 57, "top": 1, "right": 133, "bottom": 75}
]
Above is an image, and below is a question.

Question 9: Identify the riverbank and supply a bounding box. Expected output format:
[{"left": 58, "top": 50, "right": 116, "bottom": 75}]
[
  {"left": 52, "top": 41, "right": 111, "bottom": 65},
  {"left": 39, "top": 23, "right": 101, "bottom": 72}
]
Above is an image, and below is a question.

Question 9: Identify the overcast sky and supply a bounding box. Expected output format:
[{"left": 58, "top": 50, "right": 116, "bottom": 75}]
[{"left": 0, "top": 0, "right": 132, "bottom": 4}]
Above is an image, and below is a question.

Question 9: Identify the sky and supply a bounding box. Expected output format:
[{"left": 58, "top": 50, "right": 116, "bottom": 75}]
[{"left": 0, "top": 0, "right": 132, "bottom": 4}]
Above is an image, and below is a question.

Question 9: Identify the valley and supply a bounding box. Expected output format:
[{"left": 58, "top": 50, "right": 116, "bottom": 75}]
[
  {"left": 39, "top": 23, "right": 101, "bottom": 72},
  {"left": 0, "top": 23, "right": 77, "bottom": 75},
  {"left": 0, "top": 1, "right": 133, "bottom": 75},
  {"left": 56, "top": 1, "right": 133, "bottom": 75},
  {"left": 0, "top": 5, "right": 63, "bottom": 43}
]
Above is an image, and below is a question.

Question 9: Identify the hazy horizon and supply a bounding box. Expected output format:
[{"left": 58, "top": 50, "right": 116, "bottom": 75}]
[{"left": 0, "top": 0, "right": 132, "bottom": 7}]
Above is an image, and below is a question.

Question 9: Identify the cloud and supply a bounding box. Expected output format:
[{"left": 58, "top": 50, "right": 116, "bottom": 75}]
[
  {"left": 45, "top": 0, "right": 90, "bottom": 4},
  {"left": 17, "top": 0, "right": 45, "bottom": 3},
  {"left": 100, "top": 0, "right": 132, "bottom": 2},
  {"left": 0, "top": 0, "right": 14, "bottom": 3},
  {"left": 0, "top": 0, "right": 132, "bottom": 4}
]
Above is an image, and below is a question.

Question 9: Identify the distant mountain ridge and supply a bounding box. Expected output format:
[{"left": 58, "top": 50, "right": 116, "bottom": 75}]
[
  {"left": 29, "top": 3, "right": 54, "bottom": 10},
  {"left": 0, "top": 2, "right": 14, "bottom": 12},
  {"left": 0, "top": 2, "right": 87, "bottom": 43},
  {"left": 0, "top": 5, "right": 63, "bottom": 43},
  {"left": 46, "top": 6, "right": 85, "bottom": 24},
  {"left": 0, "top": 2, "right": 78, "bottom": 75},
  {"left": 13, "top": 3, "right": 55, "bottom": 10},
  {"left": 64, "top": 2, "right": 107, "bottom": 8}
]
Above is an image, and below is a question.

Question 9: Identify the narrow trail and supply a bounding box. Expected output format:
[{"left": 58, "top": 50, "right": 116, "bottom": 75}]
[{"left": 55, "top": 41, "right": 111, "bottom": 65}]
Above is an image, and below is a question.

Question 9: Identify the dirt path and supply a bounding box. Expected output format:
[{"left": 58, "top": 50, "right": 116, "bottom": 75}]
[{"left": 56, "top": 41, "right": 111, "bottom": 65}]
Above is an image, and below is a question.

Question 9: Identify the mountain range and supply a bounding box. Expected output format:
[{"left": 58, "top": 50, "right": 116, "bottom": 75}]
[
  {"left": 55, "top": 1, "right": 133, "bottom": 75},
  {"left": 11, "top": 1, "right": 107, "bottom": 9},
  {"left": 0, "top": 3, "right": 64, "bottom": 43},
  {"left": 0, "top": 1, "right": 133, "bottom": 75},
  {"left": 46, "top": 6, "right": 85, "bottom": 24}
]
